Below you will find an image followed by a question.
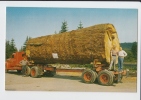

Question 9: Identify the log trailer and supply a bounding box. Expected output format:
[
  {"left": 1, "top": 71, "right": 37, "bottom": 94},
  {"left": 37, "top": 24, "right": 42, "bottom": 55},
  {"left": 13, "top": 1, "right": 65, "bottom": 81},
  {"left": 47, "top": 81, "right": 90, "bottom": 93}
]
[{"left": 5, "top": 23, "right": 129, "bottom": 85}]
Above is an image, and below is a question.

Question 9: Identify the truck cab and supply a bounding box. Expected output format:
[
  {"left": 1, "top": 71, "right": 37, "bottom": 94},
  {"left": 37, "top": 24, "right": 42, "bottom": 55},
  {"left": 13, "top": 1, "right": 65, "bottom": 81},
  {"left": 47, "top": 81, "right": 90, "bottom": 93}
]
[{"left": 5, "top": 51, "right": 26, "bottom": 73}]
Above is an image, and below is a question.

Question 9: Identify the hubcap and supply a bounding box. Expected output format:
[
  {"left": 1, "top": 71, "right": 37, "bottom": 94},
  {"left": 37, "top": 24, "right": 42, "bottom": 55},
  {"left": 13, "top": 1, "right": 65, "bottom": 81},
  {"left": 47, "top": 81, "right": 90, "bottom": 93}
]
[
  {"left": 31, "top": 69, "right": 35, "bottom": 76},
  {"left": 100, "top": 74, "right": 109, "bottom": 84},
  {"left": 84, "top": 72, "right": 92, "bottom": 81}
]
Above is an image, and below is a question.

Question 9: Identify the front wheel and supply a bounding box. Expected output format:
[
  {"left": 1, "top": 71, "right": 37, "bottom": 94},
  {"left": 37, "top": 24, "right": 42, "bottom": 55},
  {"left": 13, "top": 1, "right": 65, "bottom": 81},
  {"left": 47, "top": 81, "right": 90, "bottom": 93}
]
[
  {"left": 30, "top": 66, "right": 40, "bottom": 78},
  {"left": 5, "top": 69, "right": 9, "bottom": 73}
]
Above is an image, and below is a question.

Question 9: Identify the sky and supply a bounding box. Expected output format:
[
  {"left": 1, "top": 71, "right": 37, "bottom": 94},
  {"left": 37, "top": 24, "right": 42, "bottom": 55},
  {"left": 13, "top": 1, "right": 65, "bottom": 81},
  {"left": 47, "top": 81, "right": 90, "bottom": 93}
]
[{"left": 6, "top": 7, "right": 138, "bottom": 50}]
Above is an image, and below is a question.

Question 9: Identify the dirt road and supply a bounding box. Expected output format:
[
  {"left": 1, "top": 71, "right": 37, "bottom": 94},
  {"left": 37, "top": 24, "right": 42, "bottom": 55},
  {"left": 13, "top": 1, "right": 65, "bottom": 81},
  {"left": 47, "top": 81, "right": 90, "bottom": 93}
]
[{"left": 5, "top": 71, "right": 137, "bottom": 92}]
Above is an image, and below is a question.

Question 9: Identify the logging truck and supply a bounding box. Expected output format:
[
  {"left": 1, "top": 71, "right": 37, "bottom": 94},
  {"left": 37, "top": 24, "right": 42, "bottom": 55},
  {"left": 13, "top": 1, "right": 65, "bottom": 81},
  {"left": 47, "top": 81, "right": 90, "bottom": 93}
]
[{"left": 5, "top": 23, "right": 129, "bottom": 85}]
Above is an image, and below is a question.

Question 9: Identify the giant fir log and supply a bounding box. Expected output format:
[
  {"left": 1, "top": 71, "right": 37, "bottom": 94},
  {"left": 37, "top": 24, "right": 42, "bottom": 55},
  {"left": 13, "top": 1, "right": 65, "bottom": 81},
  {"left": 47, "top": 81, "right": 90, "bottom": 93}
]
[{"left": 26, "top": 23, "right": 120, "bottom": 66}]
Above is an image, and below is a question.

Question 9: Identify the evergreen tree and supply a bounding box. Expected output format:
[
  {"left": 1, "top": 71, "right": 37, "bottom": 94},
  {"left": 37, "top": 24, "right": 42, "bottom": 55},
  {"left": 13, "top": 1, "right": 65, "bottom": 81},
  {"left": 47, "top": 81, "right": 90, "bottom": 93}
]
[
  {"left": 19, "top": 46, "right": 23, "bottom": 52},
  {"left": 77, "top": 21, "right": 83, "bottom": 29},
  {"left": 5, "top": 39, "right": 17, "bottom": 59},
  {"left": 10, "top": 38, "right": 17, "bottom": 53},
  {"left": 22, "top": 36, "right": 31, "bottom": 51},
  {"left": 54, "top": 31, "right": 57, "bottom": 34},
  {"left": 6, "top": 40, "right": 11, "bottom": 59},
  {"left": 131, "top": 42, "right": 137, "bottom": 59},
  {"left": 60, "top": 21, "right": 68, "bottom": 33}
]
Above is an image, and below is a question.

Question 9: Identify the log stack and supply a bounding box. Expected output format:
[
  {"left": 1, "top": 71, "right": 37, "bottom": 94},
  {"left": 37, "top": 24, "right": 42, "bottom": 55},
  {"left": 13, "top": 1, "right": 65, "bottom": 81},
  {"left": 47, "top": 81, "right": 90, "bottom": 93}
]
[{"left": 26, "top": 23, "right": 120, "bottom": 66}]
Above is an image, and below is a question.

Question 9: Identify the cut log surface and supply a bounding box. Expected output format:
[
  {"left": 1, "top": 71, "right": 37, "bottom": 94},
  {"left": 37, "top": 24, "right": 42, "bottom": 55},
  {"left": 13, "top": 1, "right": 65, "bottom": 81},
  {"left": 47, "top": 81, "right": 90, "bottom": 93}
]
[{"left": 26, "top": 23, "right": 120, "bottom": 65}]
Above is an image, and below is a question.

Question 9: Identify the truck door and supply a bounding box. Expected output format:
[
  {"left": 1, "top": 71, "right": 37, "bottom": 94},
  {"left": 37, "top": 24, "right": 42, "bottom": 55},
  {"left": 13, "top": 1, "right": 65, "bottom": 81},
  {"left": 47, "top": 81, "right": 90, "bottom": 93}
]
[{"left": 10, "top": 54, "right": 16, "bottom": 67}]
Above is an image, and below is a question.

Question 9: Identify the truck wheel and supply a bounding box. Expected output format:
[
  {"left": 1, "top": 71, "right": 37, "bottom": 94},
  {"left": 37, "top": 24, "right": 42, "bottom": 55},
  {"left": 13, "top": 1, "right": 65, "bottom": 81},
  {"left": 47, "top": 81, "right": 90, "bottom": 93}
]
[
  {"left": 97, "top": 70, "right": 114, "bottom": 86},
  {"left": 5, "top": 62, "right": 9, "bottom": 73},
  {"left": 82, "top": 69, "right": 97, "bottom": 83},
  {"left": 25, "top": 66, "right": 31, "bottom": 76},
  {"left": 30, "top": 67, "right": 40, "bottom": 78},
  {"left": 17, "top": 70, "right": 21, "bottom": 73},
  {"left": 5, "top": 69, "right": 9, "bottom": 73},
  {"left": 44, "top": 71, "right": 56, "bottom": 77},
  {"left": 93, "top": 71, "right": 98, "bottom": 83}
]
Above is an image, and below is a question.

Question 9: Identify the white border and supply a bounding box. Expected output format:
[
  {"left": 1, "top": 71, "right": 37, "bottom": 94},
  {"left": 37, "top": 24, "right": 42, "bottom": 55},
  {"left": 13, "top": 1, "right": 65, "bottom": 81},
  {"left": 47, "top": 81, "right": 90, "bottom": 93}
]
[{"left": 0, "top": 1, "right": 140, "bottom": 100}]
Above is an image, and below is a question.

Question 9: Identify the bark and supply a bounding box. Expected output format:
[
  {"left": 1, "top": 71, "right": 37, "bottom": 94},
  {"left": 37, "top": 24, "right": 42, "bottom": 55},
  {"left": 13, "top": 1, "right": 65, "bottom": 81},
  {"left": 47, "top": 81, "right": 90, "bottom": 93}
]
[{"left": 26, "top": 23, "right": 120, "bottom": 66}]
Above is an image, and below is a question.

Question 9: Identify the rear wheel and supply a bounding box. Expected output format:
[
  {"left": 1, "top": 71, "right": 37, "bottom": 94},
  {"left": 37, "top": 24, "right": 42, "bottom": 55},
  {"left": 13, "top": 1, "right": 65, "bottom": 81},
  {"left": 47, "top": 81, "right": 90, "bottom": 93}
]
[
  {"left": 30, "top": 67, "right": 40, "bottom": 78},
  {"left": 98, "top": 70, "right": 114, "bottom": 86},
  {"left": 82, "top": 69, "right": 97, "bottom": 83}
]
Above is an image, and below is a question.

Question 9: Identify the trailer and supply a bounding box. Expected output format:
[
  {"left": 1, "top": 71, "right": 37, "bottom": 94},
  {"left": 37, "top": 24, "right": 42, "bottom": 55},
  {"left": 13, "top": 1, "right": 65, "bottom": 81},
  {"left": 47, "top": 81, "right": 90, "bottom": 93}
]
[{"left": 5, "top": 23, "right": 129, "bottom": 86}]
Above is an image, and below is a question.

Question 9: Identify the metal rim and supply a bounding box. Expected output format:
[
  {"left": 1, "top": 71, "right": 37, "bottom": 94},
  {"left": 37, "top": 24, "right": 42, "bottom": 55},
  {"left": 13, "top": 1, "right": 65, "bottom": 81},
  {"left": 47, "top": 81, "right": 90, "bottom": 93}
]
[
  {"left": 31, "top": 68, "right": 35, "bottom": 77},
  {"left": 99, "top": 73, "right": 109, "bottom": 84},
  {"left": 83, "top": 72, "right": 92, "bottom": 82}
]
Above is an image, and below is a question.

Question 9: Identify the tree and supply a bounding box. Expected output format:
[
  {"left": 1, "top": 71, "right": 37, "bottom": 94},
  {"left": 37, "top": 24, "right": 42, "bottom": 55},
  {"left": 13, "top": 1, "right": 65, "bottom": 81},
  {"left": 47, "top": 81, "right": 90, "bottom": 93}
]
[
  {"left": 124, "top": 49, "right": 135, "bottom": 62},
  {"left": 60, "top": 21, "right": 68, "bottom": 33},
  {"left": 54, "top": 31, "right": 57, "bottom": 34},
  {"left": 6, "top": 40, "right": 11, "bottom": 59},
  {"left": 131, "top": 42, "right": 137, "bottom": 59},
  {"left": 22, "top": 36, "right": 31, "bottom": 51},
  {"left": 10, "top": 38, "right": 17, "bottom": 52},
  {"left": 19, "top": 46, "right": 23, "bottom": 52},
  {"left": 77, "top": 21, "right": 83, "bottom": 29},
  {"left": 5, "top": 39, "right": 17, "bottom": 59}
]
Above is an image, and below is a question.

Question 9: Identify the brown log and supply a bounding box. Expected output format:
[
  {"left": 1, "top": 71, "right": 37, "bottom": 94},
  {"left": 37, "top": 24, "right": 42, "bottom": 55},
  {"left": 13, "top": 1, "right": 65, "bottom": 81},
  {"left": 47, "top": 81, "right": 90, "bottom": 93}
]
[{"left": 26, "top": 23, "right": 120, "bottom": 66}]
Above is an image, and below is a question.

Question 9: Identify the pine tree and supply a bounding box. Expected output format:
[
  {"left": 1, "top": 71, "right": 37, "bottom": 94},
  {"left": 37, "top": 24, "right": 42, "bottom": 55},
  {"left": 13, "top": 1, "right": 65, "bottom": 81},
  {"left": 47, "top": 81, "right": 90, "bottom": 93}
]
[
  {"left": 77, "top": 21, "right": 83, "bottom": 29},
  {"left": 5, "top": 39, "right": 17, "bottom": 59},
  {"left": 60, "top": 21, "right": 68, "bottom": 33},
  {"left": 54, "top": 31, "right": 57, "bottom": 34},
  {"left": 131, "top": 42, "right": 137, "bottom": 59},
  {"left": 10, "top": 38, "right": 17, "bottom": 53},
  {"left": 22, "top": 36, "right": 31, "bottom": 51},
  {"left": 19, "top": 46, "right": 23, "bottom": 52},
  {"left": 6, "top": 40, "right": 11, "bottom": 59}
]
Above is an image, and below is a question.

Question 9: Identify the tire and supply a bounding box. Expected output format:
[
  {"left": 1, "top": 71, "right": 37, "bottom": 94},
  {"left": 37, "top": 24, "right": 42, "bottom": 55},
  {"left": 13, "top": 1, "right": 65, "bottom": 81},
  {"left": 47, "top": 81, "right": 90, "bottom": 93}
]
[
  {"left": 5, "top": 69, "right": 9, "bottom": 73},
  {"left": 93, "top": 71, "right": 98, "bottom": 83},
  {"left": 5, "top": 62, "right": 9, "bottom": 73},
  {"left": 25, "top": 66, "right": 31, "bottom": 76},
  {"left": 97, "top": 70, "right": 114, "bottom": 86},
  {"left": 44, "top": 71, "right": 56, "bottom": 77},
  {"left": 30, "top": 66, "right": 40, "bottom": 78},
  {"left": 113, "top": 73, "right": 120, "bottom": 83},
  {"left": 82, "top": 69, "right": 97, "bottom": 83},
  {"left": 17, "top": 70, "right": 22, "bottom": 73}
]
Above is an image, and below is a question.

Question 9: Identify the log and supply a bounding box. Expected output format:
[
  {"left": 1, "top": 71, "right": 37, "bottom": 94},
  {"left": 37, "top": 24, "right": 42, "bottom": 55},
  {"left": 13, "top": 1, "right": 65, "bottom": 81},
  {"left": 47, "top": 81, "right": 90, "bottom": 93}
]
[{"left": 26, "top": 23, "right": 120, "bottom": 66}]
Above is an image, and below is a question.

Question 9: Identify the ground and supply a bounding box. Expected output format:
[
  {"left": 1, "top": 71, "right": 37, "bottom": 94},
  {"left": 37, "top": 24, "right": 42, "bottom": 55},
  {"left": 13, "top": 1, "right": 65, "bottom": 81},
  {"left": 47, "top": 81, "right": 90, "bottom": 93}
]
[{"left": 5, "top": 70, "right": 137, "bottom": 92}]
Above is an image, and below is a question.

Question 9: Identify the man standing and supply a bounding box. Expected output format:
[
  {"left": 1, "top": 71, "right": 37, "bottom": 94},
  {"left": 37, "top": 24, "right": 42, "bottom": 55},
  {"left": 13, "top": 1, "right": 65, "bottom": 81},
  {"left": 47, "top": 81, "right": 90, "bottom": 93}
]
[
  {"left": 108, "top": 45, "right": 118, "bottom": 71},
  {"left": 118, "top": 47, "right": 127, "bottom": 83},
  {"left": 20, "top": 58, "right": 29, "bottom": 76}
]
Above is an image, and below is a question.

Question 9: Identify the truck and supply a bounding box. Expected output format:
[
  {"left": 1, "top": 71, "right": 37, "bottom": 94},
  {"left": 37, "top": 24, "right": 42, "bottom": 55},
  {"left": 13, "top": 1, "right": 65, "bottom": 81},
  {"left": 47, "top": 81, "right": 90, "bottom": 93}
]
[{"left": 5, "top": 23, "right": 129, "bottom": 85}]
